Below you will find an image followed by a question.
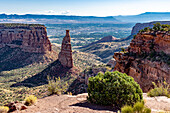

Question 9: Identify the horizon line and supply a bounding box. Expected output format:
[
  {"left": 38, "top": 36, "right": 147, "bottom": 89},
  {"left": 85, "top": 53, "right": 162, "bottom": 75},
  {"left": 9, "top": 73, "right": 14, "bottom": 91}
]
[{"left": 1, "top": 12, "right": 170, "bottom": 17}]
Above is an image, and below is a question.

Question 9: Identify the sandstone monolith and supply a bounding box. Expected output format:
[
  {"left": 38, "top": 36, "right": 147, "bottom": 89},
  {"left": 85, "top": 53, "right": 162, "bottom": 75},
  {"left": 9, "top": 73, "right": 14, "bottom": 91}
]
[{"left": 58, "top": 30, "right": 73, "bottom": 68}]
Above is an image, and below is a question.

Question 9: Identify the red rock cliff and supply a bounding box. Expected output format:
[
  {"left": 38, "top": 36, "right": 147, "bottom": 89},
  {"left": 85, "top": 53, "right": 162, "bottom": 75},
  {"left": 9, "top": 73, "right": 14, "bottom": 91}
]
[
  {"left": 114, "top": 31, "right": 170, "bottom": 92},
  {"left": 58, "top": 30, "right": 73, "bottom": 68},
  {"left": 0, "top": 24, "right": 52, "bottom": 53}
]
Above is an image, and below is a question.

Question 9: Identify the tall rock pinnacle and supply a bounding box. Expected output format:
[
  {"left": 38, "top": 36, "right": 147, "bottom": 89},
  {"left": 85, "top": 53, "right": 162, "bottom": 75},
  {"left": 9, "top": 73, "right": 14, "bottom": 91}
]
[{"left": 58, "top": 30, "right": 73, "bottom": 68}]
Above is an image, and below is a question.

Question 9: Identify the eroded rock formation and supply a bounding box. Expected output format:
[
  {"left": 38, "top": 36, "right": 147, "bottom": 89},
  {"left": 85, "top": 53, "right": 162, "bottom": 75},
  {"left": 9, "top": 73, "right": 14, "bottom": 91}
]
[
  {"left": 131, "top": 21, "right": 170, "bottom": 35},
  {"left": 114, "top": 31, "right": 170, "bottom": 92},
  {"left": 130, "top": 31, "right": 170, "bottom": 55},
  {"left": 58, "top": 30, "right": 73, "bottom": 68},
  {"left": 0, "top": 24, "right": 52, "bottom": 53}
]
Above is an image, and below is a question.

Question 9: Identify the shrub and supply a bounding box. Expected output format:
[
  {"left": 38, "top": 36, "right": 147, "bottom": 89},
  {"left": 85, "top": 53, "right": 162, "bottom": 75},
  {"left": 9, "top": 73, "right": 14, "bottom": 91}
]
[
  {"left": 133, "top": 102, "right": 151, "bottom": 113},
  {"left": 0, "top": 106, "right": 9, "bottom": 113},
  {"left": 121, "top": 48, "right": 126, "bottom": 53},
  {"left": 24, "top": 95, "right": 37, "bottom": 106},
  {"left": 47, "top": 76, "right": 68, "bottom": 95},
  {"left": 87, "top": 71, "right": 143, "bottom": 108},
  {"left": 143, "top": 108, "right": 151, "bottom": 113},
  {"left": 121, "top": 102, "right": 151, "bottom": 113},
  {"left": 138, "top": 23, "right": 170, "bottom": 33},
  {"left": 133, "top": 102, "right": 144, "bottom": 112},
  {"left": 153, "top": 22, "right": 161, "bottom": 31},
  {"left": 133, "top": 35, "right": 136, "bottom": 39},
  {"left": 144, "top": 27, "right": 150, "bottom": 32},
  {"left": 139, "top": 29, "right": 145, "bottom": 33},
  {"left": 47, "top": 76, "right": 62, "bottom": 95},
  {"left": 121, "top": 105, "right": 133, "bottom": 113},
  {"left": 147, "top": 82, "right": 170, "bottom": 98}
]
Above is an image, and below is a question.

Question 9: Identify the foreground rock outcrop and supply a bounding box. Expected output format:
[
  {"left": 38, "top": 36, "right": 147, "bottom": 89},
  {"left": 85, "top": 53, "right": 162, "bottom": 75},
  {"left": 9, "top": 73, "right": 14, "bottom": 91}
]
[
  {"left": 0, "top": 23, "right": 52, "bottom": 53},
  {"left": 114, "top": 30, "right": 170, "bottom": 92},
  {"left": 59, "top": 30, "right": 73, "bottom": 68}
]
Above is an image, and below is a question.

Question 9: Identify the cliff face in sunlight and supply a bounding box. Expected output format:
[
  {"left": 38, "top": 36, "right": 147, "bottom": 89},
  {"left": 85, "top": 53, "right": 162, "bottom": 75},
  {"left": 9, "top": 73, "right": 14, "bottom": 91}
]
[
  {"left": 0, "top": 24, "right": 52, "bottom": 53},
  {"left": 114, "top": 31, "right": 170, "bottom": 92}
]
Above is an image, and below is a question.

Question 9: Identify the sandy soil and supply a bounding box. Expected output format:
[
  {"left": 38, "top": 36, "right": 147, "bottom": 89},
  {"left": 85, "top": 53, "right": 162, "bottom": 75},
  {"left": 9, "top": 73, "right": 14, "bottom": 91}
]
[{"left": 14, "top": 93, "right": 170, "bottom": 113}]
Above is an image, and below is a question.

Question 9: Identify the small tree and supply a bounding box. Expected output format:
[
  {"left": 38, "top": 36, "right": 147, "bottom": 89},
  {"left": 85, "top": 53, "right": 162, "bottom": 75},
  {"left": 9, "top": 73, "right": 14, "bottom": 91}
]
[
  {"left": 144, "top": 27, "right": 150, "bottom": 32},
  {"left": 47, "top": 76, "right": 68, "bottom": 95},
  {"left": 133, "top": 35, "right": 136, "bottom": 39},
  {"left": 87, "top": 71, "right": 143, "bottom": 108},
  {"left": 153, "top": 22, "right": 161, "bottom": 31},
  {"left": 121, "top": 48, "right": 126, "bottom": 53}
]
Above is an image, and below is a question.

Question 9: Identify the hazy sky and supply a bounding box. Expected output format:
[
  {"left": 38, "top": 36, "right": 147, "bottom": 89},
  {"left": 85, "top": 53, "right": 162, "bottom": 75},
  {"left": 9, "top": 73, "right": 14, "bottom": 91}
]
[{"left": 0, "top": 0, "right": 170, "bottom": 16}]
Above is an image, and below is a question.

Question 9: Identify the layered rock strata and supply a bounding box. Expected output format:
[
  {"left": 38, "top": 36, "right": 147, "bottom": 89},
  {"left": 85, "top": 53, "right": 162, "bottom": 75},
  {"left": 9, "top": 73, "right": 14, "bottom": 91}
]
[
  {"left": 0, "top": 24, "right": 52, "bottom": 53},
  {"left": 131, "top": 21, "right": 170, "bottom": 35},
  {"left": 114, "top": 31, "right": 170, "bottom": 92},
  {"left": 130, "top": 31, "right": 170, "bottom": 55},
  {"left": 58, "top": 30, "right": 73, "bottom": 68}
]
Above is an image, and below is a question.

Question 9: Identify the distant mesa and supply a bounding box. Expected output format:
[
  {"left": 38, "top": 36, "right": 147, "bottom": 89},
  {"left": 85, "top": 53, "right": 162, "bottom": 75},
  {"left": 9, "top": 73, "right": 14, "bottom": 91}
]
[
  {"left": 80, "top": 35, "right": 118, "bottom": 49},
  {"left": 0, "top": 23, "right": 52, "bottom": 53},
  {"left": 97, "top": 35, "right": 117, "bottom": 43},
  {"left": 131, "top": 21, "right": 170, "bottom": 35},
  {"left": 58, "top": 30, "right": 73, "bottom": 68},
  {"left": 119, "top": 21, "right": 170, "bottom": 41}
]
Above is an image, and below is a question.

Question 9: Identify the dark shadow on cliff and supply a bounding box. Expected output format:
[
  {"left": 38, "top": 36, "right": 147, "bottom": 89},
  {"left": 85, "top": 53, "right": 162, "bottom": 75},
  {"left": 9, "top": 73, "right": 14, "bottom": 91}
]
[
  {"left": 0, "top": 46, "right": 49, "bottom": 73},
  {"left": 11, "top": 59, "right": 79, "bottom": 87},
  {"left": 70, "top": 100, "right": 117, "bottom": 112}
]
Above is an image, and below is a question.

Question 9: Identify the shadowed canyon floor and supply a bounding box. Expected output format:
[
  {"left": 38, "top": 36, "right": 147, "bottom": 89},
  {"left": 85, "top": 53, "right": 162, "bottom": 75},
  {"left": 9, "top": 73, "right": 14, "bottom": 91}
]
[{"left": 13, "top": 93, "right": 170, "bottom": 113}]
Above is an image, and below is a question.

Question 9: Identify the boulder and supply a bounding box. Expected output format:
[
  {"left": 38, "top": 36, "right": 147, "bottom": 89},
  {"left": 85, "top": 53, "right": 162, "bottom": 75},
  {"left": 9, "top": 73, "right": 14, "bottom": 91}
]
[{"left": 5, "top": 101, "right": 27, "bottom": 112}]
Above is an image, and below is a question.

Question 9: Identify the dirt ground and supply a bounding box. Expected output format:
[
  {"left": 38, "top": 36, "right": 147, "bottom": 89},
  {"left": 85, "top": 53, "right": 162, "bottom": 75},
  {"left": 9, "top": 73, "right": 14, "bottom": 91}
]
[{"left": 14, "top": 93, "right": 170, "bottom": 113}]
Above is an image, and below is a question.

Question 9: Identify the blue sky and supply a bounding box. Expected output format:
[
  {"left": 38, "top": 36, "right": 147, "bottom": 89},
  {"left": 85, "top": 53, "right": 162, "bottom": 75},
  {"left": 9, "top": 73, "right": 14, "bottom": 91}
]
[{"left": 0, "top": 0, "right": 170, "bottom": 16}]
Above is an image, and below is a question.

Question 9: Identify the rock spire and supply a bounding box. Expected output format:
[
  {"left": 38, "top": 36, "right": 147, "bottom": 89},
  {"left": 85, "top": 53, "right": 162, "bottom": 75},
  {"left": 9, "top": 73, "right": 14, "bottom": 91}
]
[{"left": 58, "top": 30, "right": 73, "bottom": 68}]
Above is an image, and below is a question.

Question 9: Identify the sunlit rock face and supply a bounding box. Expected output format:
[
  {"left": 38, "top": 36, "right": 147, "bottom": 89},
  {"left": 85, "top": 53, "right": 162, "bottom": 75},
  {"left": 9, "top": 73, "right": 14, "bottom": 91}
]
[
  {"left": 114, "top": 31, "right": 170, "bottom": 92},
  {"left": 0, "top": 24, "right": 52, "bottom": 53},
  {"left": 58, "top": 30, "right": 73, "bottom": 68}
]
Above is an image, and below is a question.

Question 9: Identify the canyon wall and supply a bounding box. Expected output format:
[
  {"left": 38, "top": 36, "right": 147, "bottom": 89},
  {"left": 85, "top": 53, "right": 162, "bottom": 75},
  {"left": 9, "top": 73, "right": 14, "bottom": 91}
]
[
  {"left": 114, "top": 31, "right": 170, "bottom": 92},
  {"left": 0, "top": 24, "right": 52, "bottom": 53},
  {"left": 131, "top": 21, "right": 170, "bottom": 35}
]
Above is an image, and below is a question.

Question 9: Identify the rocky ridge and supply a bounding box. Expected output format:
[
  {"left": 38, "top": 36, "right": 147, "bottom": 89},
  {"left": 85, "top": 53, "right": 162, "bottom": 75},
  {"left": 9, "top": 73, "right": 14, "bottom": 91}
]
[
  {"left": 131, "top": 21, "right": 170, "bottom": 35},
  {"left": 0, "top": 23, "right": 52, "bottom": 53},
  {"left": 114, "top": 31, "right": 170, "bottom": 92}
]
